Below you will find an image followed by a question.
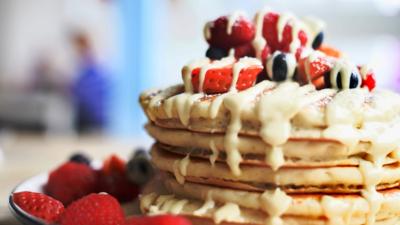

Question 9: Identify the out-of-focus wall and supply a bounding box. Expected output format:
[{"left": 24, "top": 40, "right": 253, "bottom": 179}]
[{"left": 0, "top": 0, "right": 116, "bottom": 88}]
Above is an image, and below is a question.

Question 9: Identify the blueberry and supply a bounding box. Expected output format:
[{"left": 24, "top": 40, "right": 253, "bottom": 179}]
[
  {"left": 266, "top": 52, "right": 296, "bottom": 82},
  {"left": 69, "top": 152, "right": 91, "bottom": 165},
  {"left": 323, "top": 71, "right": 332, "bottom": 88},
  {"left": 206, "top": 47, "right": 228, "bottom": 60},
  {"left": 312, "top": 32, "right": 324, "bottom": 49},
  {"left": 126, "top": 149, "right": 154, "bottom": 185},
  {"left": 329, "top": 68, "right": 361, "bottom": 90}
]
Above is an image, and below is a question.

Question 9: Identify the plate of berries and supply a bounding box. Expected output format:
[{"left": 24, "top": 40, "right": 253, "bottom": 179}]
[{"left": 8, "top": 151, "right": 189, "bottom": 225}]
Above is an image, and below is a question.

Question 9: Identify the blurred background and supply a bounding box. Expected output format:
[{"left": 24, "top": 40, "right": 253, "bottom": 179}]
[{"left": 0, "top": 0, "right": 399, "bottom": 223}]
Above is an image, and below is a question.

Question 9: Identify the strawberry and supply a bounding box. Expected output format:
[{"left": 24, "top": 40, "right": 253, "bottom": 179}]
[
  {"left": 191, "top": 60, "right": 263, "bottom": 94},
  {"left": 13, "top": 191, "right": 65, "bottom": 223},
  {"left": 262, "top": 12, "right": 308, "bottom": 53},
  {"left": 206, "top": 15, "right": 255, "bottom": 50},
  {"left": 358, "top": 66, "right": 376, "bottom": 91},
  {"left": 234, "top": 43, "right": 255, "bottom": 59},
  {"left": 296, "top": 54, "right": 333, "bottom": 88},
  {"left": 97, "top": 155, "right": 140, "bottom": 202},
  {"left": 125, "top": 215, "right": 192, "bottom": 225},
  {"left": 60, "top": 193, "right": 125, "bottom": 225},
  {"left": 45, "top": 162, "right": 97, "bottom": 205}
]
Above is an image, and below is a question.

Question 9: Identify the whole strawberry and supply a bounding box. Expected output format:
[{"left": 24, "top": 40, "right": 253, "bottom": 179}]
[
  {"left": 97, "top": 155, "right": 140, "bottom": 202},
  {"left": 125, "top": 215, "right": 192, "bottom": 225},
  {"left": 45, "top": 162, "right": 97, "bottom": 205},
  {"left": 13, "top": 191, "right": 64, "bottom": 223},
  {"left": 205, "top": 15, "right": 255, "bottom": 50},
  {"left": 60, "top": 193, "right": 125, "bottom": 225}
]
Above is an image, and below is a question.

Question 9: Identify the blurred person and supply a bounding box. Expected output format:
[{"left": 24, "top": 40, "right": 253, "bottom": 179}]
[{"left": 71, "top": 32, "right": 110, "bottom": 132}]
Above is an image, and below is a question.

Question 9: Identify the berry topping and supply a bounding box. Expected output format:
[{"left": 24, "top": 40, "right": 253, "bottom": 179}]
[
  {"left": 60, "top": 193, "right": 125, "bottom": 225},
  {"left": 13, "top": 191, "right": 65, "bottom": 223},
  {"left": 233, "top": 43, "right": 256, "bottom": 59},
  {"left": 126, "top": 150, "right": 154, "bottom": 186},
  {"left": 45, "top": 162, "right": 97, "bottom": 205},
  {"left": 296, "top": 52, "right": 333, "bottom": 88},
  {"left": 206, "top": 47, "right": 228, "bottom": 60},
  {"left": 69, "top": 152, "right": 91, "bottom": 165},
  {"left": 262, "top": 12, "right": 308, "bottom": 53},
  {"left": 266, "top": 51, "right": 296, "bottom": 82},
  {"left": 326, "top": 62, "right": 361, "bottom": 89},
  {"left": 97, "top": 155, "right": 140, "bottom": 202},
  {"left": 205, "top": 14, "right": 255, "bottom": 50},
  {"left": 318, "top": 44, "right": 342, "bottom": 58},
  {"left": 359, "top": 66, "right": 376, "bottom": 91},
  {"left": 312, "top": 32, "right": 324, "bottom": 49},
  {"left": 125, "top": 215, "right": 192, "bottom": 225},
  {"left": 190, "top": 57, "right": 263, "bottom": 94}
]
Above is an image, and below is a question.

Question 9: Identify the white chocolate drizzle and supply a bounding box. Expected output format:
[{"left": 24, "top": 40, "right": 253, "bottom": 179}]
[
  {"left": 193, "top": 194, "right": 215, "bottom": 216},
  {"left": 260, "top": 189, "right": 291, "bottom": 225},
  {"left": 321, "top": 195, "right": 351, "bottom": 225},
  {"left": 257, "top": 82, "right": 314, "bottom": 170},
  {"left": 209, "top": 139, "right": 219, "bottom": 166},
  {"left": 182, "top": 58, "right": 210, "bottom": 93},
  {"left": 252, "top": 8, "right": 271, "bottom": 59},
  {"left": 173, "top": 154, "right": 190, "bottom": 184},
  {"left": 226, "top": 11, "right": 245, "bottom": 35},
  {"left": 213, "top": 202, "right": 243, "bottom": 224}
]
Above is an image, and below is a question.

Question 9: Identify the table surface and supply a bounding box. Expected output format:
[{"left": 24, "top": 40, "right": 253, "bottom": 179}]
[{"left": 0, "top": 131, "right": 150, "bottom": 224}]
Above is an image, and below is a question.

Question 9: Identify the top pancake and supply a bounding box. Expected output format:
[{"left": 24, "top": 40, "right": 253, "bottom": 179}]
[{"left": 140, "top": 81, "right": 400, "bottom": 147}]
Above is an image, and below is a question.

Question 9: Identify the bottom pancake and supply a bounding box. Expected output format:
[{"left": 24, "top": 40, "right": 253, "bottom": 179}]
[
  {"left": 162, "top": 177, "right": 400, "bottom": 220},
  {"left": 140, "top": 191, "right": 400, "bottom": 225}
]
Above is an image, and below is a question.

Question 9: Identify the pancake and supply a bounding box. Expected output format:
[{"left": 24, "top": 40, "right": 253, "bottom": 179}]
[
  {"left": 147, "top": 124, "right": 400, "bottom": 165},
  {"left": 151, "top": 144, "right": 400, "bottom": 193},
  {"left": 140, "top": 82, "right": 400, "bottom": 140},
  {"left": 140, "top": 190, "right": 400, "bottom": 225}
]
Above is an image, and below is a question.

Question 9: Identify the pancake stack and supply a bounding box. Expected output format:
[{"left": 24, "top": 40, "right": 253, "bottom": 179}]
[{"left": 139, "top": 9, "right": 400, "bottom": 225}]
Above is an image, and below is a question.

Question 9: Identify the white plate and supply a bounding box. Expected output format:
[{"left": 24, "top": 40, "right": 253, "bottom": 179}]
[{"left": 9, "top": 173, "right": 49, "bottom": 225}]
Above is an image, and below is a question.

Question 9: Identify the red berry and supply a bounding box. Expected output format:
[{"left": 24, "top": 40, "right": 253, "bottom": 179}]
[
  {"left": 13, "top": 191, "right": 64, "bottom": 223},
  {"left": 97, "top": 155, "right": 140, "bottom": 202},
  {"left": 45, "top": 162, "right": 97, "bottom": 205},
  {"left": 359, "top": 68, "right": 376, "bottom": 91},
  {"left": 262, "top": 12, "right": 308, "bottom": 54},
  {"left": 60, "top": 193, "right": 125, "bottom": 225},
  {"left": 125, "top": 215, "right": 192, "bottom": 225},
  {"left": 234, "top": 43, "right": 255, "bottom": 59},
  {"left": 191, "top": 61, "right": 263, "bottom": 94},
  {"left": 206, "top": 15, "right": 255, "bottom": 50},
  {"left": 297, "top": 55, "right": 333, "bottom": 88}
]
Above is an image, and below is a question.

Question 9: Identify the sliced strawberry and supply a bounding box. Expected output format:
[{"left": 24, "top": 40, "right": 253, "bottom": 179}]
[
  {"left": 191, "top": 61, "right": 263, "bottom": 94},
  {"left": 296, "top": 54, "right": 333, "bottom": 88},
  {"left": 13, "top": 191, "right": 65, "bottom": 223},
  {"left": 262, "top": 12, "right": 308, "bottom": 54},
  {"left": 206, "top": 15, "right": 255, "bottom": 50}
]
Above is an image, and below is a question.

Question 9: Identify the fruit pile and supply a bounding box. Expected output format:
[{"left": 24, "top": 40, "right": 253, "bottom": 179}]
[
  {"left": 12, "top": 152, "right": 190, "bottom": 225},
  {"left": 186, "top": 9, "right": 376, "bottom": 94}
]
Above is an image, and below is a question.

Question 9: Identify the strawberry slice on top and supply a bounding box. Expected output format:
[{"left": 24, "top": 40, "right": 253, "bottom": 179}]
[
  {"left": 205, "top": 14, "right": 255, "bottom": 50},
  {"left": 190, "top": 57, "right": 263, "bottom": 94},
  {"left": 296, "top": 52, "right": 334, "bottom": 89}
]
